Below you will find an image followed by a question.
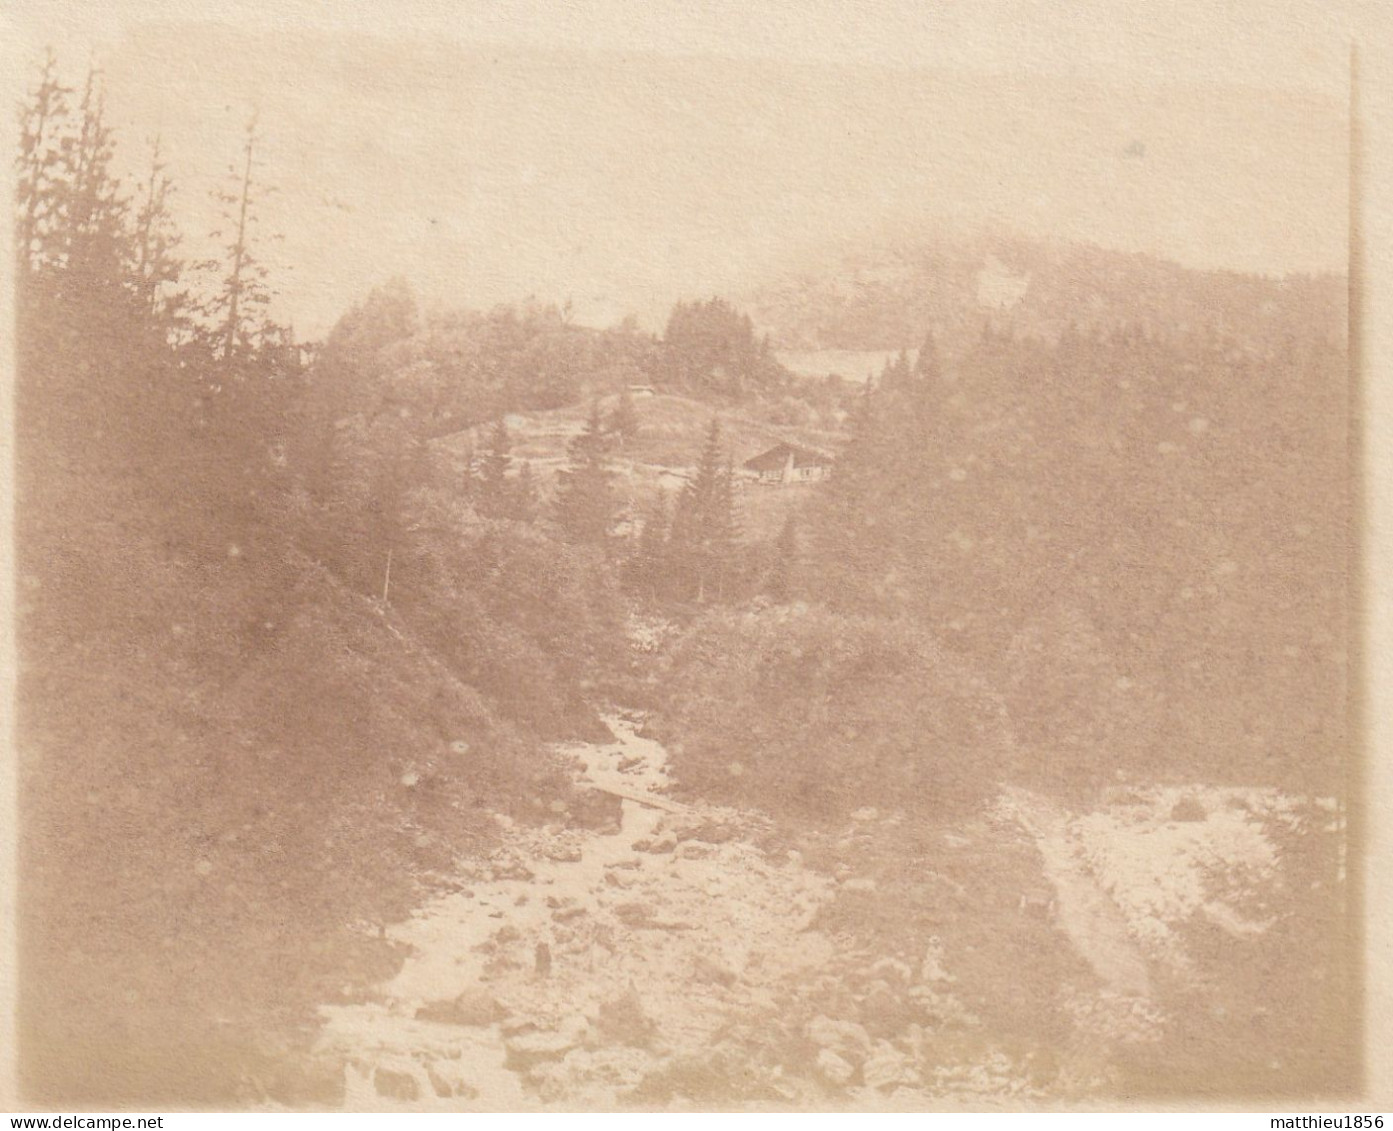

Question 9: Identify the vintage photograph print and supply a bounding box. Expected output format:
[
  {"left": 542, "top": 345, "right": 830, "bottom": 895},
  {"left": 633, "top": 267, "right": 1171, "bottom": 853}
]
[{"left": 8, "top": 0, "right": 1361, "bottom": 1111}]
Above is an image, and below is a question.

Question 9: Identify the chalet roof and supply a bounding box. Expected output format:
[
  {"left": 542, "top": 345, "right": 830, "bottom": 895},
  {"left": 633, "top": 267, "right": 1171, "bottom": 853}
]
[{"left": 742, "top": 442, "right": 834, "bottom": 473}]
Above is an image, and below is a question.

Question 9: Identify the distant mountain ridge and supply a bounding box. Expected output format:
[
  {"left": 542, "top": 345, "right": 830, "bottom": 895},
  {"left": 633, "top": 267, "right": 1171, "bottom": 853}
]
[{"left": 747, "top": 234, "right": 1346, "bottom": 355}]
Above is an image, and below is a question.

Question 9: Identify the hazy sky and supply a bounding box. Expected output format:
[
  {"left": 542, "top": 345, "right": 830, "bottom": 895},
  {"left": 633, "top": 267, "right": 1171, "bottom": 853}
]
[{"left": 5, "top": 1, "right": 1352, "bottom": 337}]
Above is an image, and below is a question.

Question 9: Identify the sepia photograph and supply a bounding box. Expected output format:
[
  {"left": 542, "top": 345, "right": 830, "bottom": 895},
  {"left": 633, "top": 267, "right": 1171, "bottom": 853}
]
[{"left": 3, "top": 0, "right": 1378, "bottom": 1114}]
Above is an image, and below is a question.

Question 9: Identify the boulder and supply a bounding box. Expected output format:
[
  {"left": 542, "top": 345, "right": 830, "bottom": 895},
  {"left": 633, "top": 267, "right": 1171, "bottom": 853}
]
[
  {"left": 545, "top": 844, "right": 583, "bottom": 863},
  {"left": 691, "top": 954, "right": 738, "bottom": 987},
  {"left": 860, "top": 980, "right": 913, "bottom": 1037},
  {"left": 268, "top": 1056, "right": 347, "bottom": 1108},
  {"left": 683, "top": 821, "right": 737, "bottom": 844},
  {"left": 862, "top": 1042, "right": 912, "bottom": 1091},
  {"left": 633, "top": 1044, "right": 780, "bottom": 1104},
  {"left": 799, "top": 980, "right": 861, "bottom": 1023},
  {"left": 499, "top": 1015, "right": 539, "bottom": 1037},
  {"left": 491, "top": 862, "right": 535, "bottom": 882},
  {"left": 426, "top": 1067, "right": 452, "bottom": 1098},
  {"left": 373, "top": 1066, "right": 420, "bottom": 1102},
  {"left": 612, "top": 901, "right": 656, "bottom": 927},
  {"left": 648, "top": 917, "right": 697, "bottom": 932},
  {"left": 570, "top": 789, "right": 624, "bottom": 832},
  {"left": 870, "top": 957, "right": 915, "bottom": 985},
  {"left": 676, "top": 842, "right": 718, "bottom": 861},
  {"left": 504, "top": 1023, "right": 587, "bottom": 1072},
  {"left": 805, "top": 1015, "right": 872, "bottom": 1062},
  {"left": 426, "top": 1064, "right": 479, "bottom": 1100},
  {"left": 414, "top": 986, "right": 505, "bottom": 1027},
  {"left": 816, "top": 1048, "right": 855, "bottom": 1086},
  {"left": 595, "top": 988, "right": 657, "bottom": 1047}
]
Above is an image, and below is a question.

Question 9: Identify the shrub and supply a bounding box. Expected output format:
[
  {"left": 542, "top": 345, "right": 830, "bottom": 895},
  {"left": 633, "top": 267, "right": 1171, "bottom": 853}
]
[
  {"left": 655, "top": 603, "right": 1013, "bottom": 818},
  {"left": 393, "top": 489, "right": 626, "bottom": 739}
]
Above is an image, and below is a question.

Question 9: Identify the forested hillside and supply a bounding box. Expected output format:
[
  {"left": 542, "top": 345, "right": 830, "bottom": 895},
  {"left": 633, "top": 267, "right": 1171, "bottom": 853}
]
[
  {"left": 749, "top": 233, "right": 1345, "bottom": 357},
  {"left": 803, "top": 322, "right": 1349, "bottom": 792},
  {"left": 14, "top": 58, "right": 629, "bottom": 1103},
  {"left": 655, "top": 311, "right": 1348, "bottom": 813}
]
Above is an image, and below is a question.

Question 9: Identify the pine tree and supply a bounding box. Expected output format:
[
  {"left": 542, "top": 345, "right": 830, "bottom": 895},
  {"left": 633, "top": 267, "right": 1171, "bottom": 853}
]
[
  {"left": 15, "top": 61, "right": 160, "bottom": 443},
  {"left": 913, "top": 328, "right": 941, "bottom": 384},
  {"left": 670, "top": 417, "right": 740, "bottom": 602},
  {"left": 807, "top": 386, "right": 893, "bottom": 611},
  {"left": 553, "top": 401, "right": 614, "bottom": 546},
  {"left": 608, "top": 387, "right": 640, "bottom": 442},
  {"left": 194, "top": 113, "right": 302, "bottom": 491},
  {"left": 514, "top": 460, "right": 539, "bottom": 523},
  {"left": 15, "top": 48, "right": 74, "bottom": 277},
  {"left": 199, "top": 112, "right": 280, "bottom": 372},
  {"left": 471, "top": 420, "right": 537, "bottom": 522},
  {"left": 121, "top": 133, "right": 200, "bottom": 455},
  {"left": 130, "top": 134, "right": 188, "bottom": 339},
  {"left": 878, "top": 348, "right": 914, "bottom": 393},
  {"left": 474, "top": 418, "right": 514, "bottom": 518},
  {"left": 712, "top": 454, "right": 742, "bottom": 598},
  {"left": 662, "top": 296, "right": 778, "bottom": 398},
  {"left": 458, "top": 435, "right": 476, "bottom": 500},
  {"left": 627, "top": 491, "right": 670, "bottom": 601},
  {"left": 767, "top": 513, "right": 799, "bottom": 602},
  {"left": 61, "top": 67, "right": 128, "bottom": 297}
]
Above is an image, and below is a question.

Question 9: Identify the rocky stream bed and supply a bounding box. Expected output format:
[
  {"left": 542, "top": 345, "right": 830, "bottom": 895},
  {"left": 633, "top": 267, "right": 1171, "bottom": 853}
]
[{"left": 303, "top": 713, "right": 1337, "bottom": 1110}]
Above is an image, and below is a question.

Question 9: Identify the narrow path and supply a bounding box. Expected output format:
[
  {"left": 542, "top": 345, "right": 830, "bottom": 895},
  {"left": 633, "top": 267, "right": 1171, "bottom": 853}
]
[{"left": 1001, "top": 788, "right": 1151, "bottom": 999}]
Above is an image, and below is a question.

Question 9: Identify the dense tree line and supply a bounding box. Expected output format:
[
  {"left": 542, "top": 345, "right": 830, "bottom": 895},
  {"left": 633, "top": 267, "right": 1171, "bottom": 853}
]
[
  {"left": 661, "top": 296, "right": 789, "bottom": 398},
  {"left": 288, "top": 275, "right": 781, "bottom": 619},
  {"left": 751, "top": 233, "right": 1347, "bottom": 356},
  {"left": 16, "top": 53, "right": 305, "bottom": 581},
  {"left": 655, "top": 307, "right": 1347, "bottom": 819},
  {"left": 798, "top": 318, "right": 1348, "bottom": 792},
  {"left": 625, "top": 419, "right": 745, "bottom": 604}
]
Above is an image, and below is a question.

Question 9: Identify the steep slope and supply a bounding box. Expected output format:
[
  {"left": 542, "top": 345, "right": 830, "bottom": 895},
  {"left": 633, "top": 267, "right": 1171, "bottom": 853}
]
[{"left": 16, "top": 450, "right": 589, "bottom": 1105}]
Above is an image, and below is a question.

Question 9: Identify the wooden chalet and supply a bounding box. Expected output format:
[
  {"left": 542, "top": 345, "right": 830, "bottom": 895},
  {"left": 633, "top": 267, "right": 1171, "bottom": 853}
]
[{"left": 741, "top": 442, "right": 834, "bottom": 486}]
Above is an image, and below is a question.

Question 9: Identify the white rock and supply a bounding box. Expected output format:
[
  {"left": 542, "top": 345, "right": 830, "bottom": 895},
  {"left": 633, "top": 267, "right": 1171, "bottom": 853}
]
[
  {"left": 806, "top": 1015, "right": 872, "bottom": 1058},
  {"left": 816, "top": 1048, "right": 855, "bottom": 1085},
  {"left": 871, "top": 957, "right": 914, "bottom": 984},
  {"left": 863, "top": 1042, "right": 910, "bottom": 1090}
]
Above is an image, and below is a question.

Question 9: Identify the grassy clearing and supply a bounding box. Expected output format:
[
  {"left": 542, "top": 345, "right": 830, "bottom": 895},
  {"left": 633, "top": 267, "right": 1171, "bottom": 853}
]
[{"left": 432, "top": 392, "right": 841, "bottom": 540}]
